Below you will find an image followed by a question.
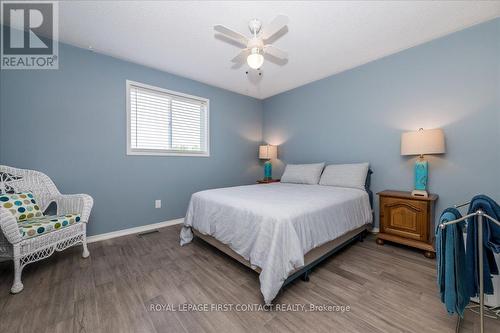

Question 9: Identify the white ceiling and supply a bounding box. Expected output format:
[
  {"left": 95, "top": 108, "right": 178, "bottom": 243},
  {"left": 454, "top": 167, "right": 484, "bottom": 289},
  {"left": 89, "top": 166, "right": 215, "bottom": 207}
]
[{"left": 52, "top": 1, "right": 500, "bottom": 98}]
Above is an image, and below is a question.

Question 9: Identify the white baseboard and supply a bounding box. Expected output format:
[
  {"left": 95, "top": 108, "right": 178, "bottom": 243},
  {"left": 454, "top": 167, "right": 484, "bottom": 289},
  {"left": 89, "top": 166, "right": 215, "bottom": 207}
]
[{"left": 87, "top": 218, "right": 184, "bottom": 244}]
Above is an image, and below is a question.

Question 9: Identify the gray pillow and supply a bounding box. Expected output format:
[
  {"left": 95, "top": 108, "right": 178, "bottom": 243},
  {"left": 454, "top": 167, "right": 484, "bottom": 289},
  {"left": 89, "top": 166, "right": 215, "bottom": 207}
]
[
  {"left": 319, "top": 163, "right": 369, "bottom": 189},
  {"left": 280, "top": 163, "right": 325, "bottom": 185}
]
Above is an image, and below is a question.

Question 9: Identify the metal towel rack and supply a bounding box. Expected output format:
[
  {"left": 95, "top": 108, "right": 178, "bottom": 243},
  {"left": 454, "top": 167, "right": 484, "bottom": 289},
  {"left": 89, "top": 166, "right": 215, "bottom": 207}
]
[{"left": 439, "top": 202, "right": 500, "bottom": 333}]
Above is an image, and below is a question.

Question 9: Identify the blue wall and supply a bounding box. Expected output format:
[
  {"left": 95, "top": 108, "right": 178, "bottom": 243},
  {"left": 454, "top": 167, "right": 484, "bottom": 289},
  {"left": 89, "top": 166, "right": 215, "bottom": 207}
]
[
  {"left": 263, "top": 18, "right": 500, "bottom": 227},
  {"left": 0, "top": 42, "right": 263, "bottom": 236}
]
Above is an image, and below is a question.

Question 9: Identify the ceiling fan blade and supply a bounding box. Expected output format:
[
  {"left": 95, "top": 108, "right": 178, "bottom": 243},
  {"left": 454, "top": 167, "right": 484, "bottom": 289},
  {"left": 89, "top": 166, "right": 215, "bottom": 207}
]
[
  {"left": 214, "top": 25, "right": 249, "bottom": 46},
  {"left": 261, "top": 15, "right": 289, "bottom": 40},
  {"left": 231, "top": 49, "right": 250, "bottom": 63},
  {"left": 264, "top": 45, "right": 288, "bottom": 59}
]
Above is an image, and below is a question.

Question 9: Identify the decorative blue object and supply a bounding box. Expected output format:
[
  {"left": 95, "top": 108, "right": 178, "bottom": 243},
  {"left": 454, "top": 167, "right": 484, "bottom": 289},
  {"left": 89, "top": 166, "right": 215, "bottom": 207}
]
[
  {"left": 259, "top": 144, "right": 277, "bottom": 180},
  {"left": 415, "top": 158, "right": 428, "bottom": 191},
  {"left": 401, "top": 128, "right": 445, "bottom": 197},
  {"left": 264, "top": 160, "right": 272, "bottom": 180}
]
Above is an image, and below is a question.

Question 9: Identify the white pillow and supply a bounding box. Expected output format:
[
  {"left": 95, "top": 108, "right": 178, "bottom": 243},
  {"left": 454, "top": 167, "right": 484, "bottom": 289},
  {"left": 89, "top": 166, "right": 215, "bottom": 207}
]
[
  {"left": 319, "top": 163, "right": 369, "bottom": 189},
  {"left": 280, "top": 163, "right": 325, "bottom": 185}
]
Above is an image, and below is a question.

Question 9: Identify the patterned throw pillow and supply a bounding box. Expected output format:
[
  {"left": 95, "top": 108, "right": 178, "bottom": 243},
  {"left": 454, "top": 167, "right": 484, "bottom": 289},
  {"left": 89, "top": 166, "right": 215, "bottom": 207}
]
[{"left": 0, "top": 192, "right": 43, "bottom": 222}]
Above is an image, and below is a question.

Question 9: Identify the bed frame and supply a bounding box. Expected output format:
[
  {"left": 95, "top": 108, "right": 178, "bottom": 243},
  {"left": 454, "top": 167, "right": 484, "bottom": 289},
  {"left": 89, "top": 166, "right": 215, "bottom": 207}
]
[
  {"left": 192, "top": 169, "right": 374, "bottom": 297},
  {"left": 194, "top": 224, "right": 368, "bottom": 284}
]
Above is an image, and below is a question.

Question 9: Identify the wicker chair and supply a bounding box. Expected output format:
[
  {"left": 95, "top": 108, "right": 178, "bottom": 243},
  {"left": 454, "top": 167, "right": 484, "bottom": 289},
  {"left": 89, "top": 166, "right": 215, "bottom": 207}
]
[{"left": 0, "top": 165, "right": 93, "bottom": 293}]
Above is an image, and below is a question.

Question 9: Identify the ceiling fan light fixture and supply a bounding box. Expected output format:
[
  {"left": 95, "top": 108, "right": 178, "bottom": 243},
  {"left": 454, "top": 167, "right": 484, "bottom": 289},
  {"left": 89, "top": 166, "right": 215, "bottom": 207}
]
[
  {"left": 215, "top": 15, "right": 289, "bottom": 71},
  {"left": 247, "top": 48, "right": 264, "bottom": 69}
]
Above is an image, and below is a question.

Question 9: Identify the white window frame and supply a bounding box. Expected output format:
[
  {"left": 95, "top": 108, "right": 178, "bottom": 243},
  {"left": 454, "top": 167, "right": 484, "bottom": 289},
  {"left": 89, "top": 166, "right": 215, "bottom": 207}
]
[{"left": 126, "top": 80, "right": 210, "bottom": 157}]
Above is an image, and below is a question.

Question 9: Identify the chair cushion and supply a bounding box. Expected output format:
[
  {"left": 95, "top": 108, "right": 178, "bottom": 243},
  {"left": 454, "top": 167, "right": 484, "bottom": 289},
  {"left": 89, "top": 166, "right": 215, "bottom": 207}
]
[
  {"left": 18, "top": 214, "right": 81, "bottom": 240},
  {"left": 0, "top": 192, "right": 43, "bottom": 222}
]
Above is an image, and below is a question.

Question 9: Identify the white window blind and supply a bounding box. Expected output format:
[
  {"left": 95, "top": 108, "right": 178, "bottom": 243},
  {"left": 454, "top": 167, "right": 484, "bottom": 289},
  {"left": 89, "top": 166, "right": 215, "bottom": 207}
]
[{"left": 127, "top": 80, "right": 209, "bottom": 156}]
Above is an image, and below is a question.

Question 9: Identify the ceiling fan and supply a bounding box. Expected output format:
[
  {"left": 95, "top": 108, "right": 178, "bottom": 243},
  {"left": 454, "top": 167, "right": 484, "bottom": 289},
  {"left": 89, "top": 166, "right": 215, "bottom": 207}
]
[{"left": 214, "top": 15, "right": 289, "bottom": 70}]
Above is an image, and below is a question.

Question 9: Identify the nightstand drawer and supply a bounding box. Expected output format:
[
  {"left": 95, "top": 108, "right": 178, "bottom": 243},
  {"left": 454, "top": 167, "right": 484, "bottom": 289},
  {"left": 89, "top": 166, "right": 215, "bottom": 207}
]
[{"left": 380, "top": 197, "right": 428, "bottom": 241}]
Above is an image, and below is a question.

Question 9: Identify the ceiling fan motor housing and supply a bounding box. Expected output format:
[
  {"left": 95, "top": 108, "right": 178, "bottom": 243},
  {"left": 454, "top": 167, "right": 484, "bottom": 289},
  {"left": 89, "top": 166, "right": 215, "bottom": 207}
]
[{"left": 247, "top": 37, "right": 264, "bottom": 50}]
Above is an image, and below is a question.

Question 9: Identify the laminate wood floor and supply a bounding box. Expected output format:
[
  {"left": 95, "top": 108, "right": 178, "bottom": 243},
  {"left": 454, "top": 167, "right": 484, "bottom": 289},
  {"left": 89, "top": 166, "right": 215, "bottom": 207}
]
[{"left": 0, "top": 224, "right": 498, "bottom": 333}]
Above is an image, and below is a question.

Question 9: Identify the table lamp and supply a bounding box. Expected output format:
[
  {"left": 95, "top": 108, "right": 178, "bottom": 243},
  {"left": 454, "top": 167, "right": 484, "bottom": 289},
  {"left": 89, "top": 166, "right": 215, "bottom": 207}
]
[
  {"left": 259, "top": 145, "right": 278, "bottom": 180},
  {"left": 401, "top": 128, "right": 445, "bottom": 197}
]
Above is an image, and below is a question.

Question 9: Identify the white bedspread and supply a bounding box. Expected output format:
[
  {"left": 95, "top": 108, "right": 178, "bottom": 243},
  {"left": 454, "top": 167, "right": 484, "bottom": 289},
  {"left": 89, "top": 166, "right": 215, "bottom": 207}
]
[{"left": 180, "top": 183, "right": 372, "bottom": 304}]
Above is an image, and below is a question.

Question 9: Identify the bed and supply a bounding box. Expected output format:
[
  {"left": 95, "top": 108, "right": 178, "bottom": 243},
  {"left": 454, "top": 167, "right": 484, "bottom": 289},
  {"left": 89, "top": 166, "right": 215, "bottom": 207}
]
[{"left": 180, "top": 172, "right": 373, "bottom": 304}]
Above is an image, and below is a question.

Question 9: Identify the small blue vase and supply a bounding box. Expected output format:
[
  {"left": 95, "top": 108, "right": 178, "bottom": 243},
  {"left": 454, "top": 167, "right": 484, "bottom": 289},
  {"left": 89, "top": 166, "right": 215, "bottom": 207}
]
[{"left": 264, "top": 161, "right": 272, "bottom": 180}]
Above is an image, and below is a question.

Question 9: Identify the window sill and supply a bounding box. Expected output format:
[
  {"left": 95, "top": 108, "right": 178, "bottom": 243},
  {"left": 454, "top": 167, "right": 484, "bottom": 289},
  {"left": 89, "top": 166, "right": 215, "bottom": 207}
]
[{"left": 126, "top": 150, "right": 210, "bottom": 157}]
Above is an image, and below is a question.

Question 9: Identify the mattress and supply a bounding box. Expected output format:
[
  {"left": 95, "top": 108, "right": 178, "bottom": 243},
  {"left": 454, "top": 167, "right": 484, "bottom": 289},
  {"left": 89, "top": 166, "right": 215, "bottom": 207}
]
[{"left": 180, "top": 183, "right": 373, "bottom": 304}]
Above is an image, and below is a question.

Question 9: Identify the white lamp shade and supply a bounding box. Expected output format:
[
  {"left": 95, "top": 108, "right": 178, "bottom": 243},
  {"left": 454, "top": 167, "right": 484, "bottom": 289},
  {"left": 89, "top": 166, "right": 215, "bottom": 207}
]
[
  {"left": 259, "top": 145, "right": 277, "bottom": 159},
  {"left": 401, "top": 128, "right": 445, "bottom": 156}
]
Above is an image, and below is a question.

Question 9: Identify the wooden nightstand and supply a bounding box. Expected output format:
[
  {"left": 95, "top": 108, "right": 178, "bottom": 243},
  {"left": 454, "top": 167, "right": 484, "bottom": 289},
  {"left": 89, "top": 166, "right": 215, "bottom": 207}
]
[
  {"left": 376, "top": 190, "right": 438, "bottom": 258},
  {"left": 256, "top": 179, "right": 280, "bottom": 184}
]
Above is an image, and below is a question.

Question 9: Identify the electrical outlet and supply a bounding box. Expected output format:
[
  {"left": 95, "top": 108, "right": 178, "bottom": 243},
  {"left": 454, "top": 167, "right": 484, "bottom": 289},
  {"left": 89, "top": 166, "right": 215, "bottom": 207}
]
[{"left": 155, "top": 200, "right": 161, "bottom": 208}]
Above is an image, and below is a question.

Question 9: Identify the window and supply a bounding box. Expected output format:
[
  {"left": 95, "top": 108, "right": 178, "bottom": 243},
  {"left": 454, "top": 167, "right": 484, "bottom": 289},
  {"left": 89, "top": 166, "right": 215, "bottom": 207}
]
[{"left": 126, "top": 80, "right": 209, "bottom": 156}]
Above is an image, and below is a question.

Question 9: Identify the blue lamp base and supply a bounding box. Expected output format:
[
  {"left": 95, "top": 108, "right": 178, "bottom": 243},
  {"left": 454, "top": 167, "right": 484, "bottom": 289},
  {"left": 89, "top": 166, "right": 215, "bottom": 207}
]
[
  {"left": 264, "top": 160, "right": 272, "bottom": 180},
  {"left": 412, "top": 157, "right": 429, "bottom": 198}
]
